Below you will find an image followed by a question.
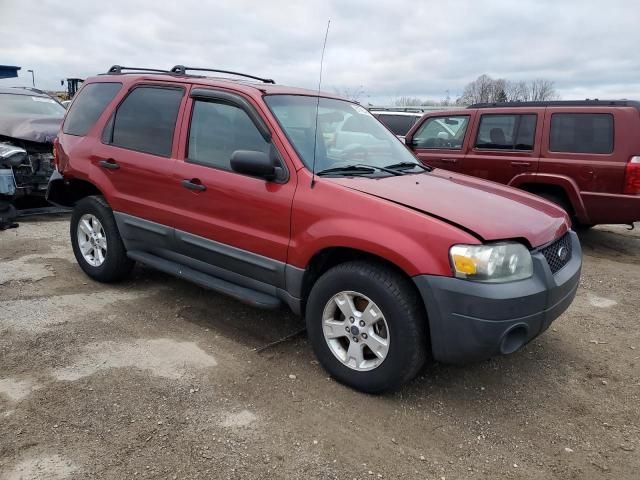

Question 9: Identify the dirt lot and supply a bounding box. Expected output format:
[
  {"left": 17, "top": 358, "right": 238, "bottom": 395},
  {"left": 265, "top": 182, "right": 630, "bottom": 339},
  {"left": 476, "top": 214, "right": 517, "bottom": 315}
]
[{"left": 0, "top": 218, "right": 638, "bottom": 480}]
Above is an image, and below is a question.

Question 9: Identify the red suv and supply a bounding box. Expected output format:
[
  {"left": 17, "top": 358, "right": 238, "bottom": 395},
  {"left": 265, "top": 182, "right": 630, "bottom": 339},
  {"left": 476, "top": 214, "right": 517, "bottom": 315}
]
[
  {"left": 405, "top": 101, "right": 640, "bottom": 227},
  {"left": 48, "top": 66, "right": 582, "bottom": 393}
]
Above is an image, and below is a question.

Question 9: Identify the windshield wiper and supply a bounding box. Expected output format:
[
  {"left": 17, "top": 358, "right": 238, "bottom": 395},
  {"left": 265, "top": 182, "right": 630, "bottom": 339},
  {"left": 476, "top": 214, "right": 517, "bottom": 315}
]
[
  {"left": 384, "top": 161, "right": 432, "bottom": 172},
  {"left": 316, "top": 164, "right": 403, "bottom": 176}
]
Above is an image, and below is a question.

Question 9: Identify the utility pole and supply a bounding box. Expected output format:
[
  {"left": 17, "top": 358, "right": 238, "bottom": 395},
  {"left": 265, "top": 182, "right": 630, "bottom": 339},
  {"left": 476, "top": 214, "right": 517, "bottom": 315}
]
[{"left": 27, "top": 69, "right": 35, "bottom": 87}]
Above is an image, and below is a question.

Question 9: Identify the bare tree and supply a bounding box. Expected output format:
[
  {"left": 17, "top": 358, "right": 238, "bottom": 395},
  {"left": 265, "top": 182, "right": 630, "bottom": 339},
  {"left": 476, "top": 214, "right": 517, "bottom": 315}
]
[
  {"left": 505, "top": 80, "right": 530, "bottom": 101},
  {"left": 394, "top": 96, "right": 427, "bottom": 107},
  {"left": 459, "top": 74, "right": 495, "bottom": 104},
  {"left": 458, "top": 75, "right": 559, "bottom": 105},
  {"left": 528, "top": 78, "right": 558, "bottom": 101}
]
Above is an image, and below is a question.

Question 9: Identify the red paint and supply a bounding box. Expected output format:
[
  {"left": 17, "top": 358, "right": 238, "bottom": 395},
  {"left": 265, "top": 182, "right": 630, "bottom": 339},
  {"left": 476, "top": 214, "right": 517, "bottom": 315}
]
[
  {"left": 58, "top": 74, "right": 572, "bottom": 279},
  {"left": 407, "top": 104, "right": 640, "bottom": 226}
]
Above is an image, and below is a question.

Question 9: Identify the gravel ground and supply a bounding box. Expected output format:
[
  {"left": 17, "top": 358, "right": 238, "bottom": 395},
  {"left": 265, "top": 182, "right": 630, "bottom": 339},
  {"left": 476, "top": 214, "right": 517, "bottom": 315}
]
[{"left": 0, "top": 218, "right": 638, "bottom": 479}]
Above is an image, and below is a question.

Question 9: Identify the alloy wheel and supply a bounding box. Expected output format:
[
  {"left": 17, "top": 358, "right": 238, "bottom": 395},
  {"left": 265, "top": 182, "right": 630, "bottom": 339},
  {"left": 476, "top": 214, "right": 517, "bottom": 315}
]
[{"left": 321, "top": 291, "right": 390, "bottom": 371}]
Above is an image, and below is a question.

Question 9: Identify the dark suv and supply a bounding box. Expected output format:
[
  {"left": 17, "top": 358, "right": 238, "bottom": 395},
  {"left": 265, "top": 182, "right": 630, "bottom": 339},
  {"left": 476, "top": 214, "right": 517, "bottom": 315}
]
[
  {"left": 405, "top": 101, "right": 640, "bottom": 227},
  {"left": 48, "top": 66, "right": 582, "bottom": 393}
]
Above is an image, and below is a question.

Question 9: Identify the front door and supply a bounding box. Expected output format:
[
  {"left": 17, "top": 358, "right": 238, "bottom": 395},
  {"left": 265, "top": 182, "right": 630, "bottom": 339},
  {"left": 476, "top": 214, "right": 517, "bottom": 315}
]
[
  {"left": 407, "top": 114, "right": 472, "bottom": 172},
  {"left": 170, "top": 89, "right": 296, "bottom": 288}
]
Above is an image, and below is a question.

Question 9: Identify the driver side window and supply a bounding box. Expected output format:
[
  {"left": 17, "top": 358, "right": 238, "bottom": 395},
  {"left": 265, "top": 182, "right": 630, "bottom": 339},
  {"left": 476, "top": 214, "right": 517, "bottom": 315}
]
[
  {"left": 413, "top": 116, "right": 469, "bottom": 149},
  {"left": 187, "top": 100, "right": 270, "bottom": 171}
]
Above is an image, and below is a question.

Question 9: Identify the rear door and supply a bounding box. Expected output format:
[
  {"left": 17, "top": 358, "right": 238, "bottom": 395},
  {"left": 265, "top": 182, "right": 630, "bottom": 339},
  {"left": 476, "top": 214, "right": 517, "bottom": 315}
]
[
  {"left": 406, "top": 113, "right": 473, "bottom": 172},
  {"left": 94, "top": 83, "right": 188, "bottom": 250},
  {"left": 169, "top": 87, "right": 296, "bottom": 288},
  {"left": 461, "top": 109, "right": 543, "bottom": 185}
]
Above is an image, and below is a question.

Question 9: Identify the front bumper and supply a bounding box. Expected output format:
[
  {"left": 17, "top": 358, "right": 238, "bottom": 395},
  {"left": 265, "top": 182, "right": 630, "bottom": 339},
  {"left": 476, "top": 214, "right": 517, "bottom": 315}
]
[{"left": 414, "top": 231, "right": 582, "bottom": 364}]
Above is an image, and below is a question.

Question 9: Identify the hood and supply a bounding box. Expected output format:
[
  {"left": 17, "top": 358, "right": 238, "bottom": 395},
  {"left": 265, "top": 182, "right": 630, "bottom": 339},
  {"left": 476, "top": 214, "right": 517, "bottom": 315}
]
[
  {"left": 329, "top": 170, "right": 569, "bottom": 248},
  {"left": 0, "top": 115, "right": 62, "bottom": 144}
]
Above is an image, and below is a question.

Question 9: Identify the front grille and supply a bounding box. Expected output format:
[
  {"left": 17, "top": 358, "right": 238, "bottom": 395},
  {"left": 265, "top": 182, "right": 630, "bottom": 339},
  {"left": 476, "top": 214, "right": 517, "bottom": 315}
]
[{"left": 540, "top": 232, "right": 572, "bottom": 274}]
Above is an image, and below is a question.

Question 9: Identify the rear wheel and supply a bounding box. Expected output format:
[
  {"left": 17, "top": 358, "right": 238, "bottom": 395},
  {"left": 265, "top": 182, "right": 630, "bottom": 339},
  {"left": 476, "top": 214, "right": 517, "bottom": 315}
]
[
  {"left": 70, "top": 196, "right": 133, "bottom": 282},
  {"left": 305, "top": 261, "right": 428, "bottom": 393},
  {"left": 536, "top": 191, "right": 593, "bottom": 230}
]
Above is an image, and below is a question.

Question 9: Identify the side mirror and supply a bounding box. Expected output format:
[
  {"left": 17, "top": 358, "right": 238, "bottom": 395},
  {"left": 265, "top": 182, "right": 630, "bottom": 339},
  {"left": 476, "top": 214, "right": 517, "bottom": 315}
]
[
  {"left": 230, "top": 150, "right": 276, "bottom": 180},
  {"left": 405, "top": 137, "right": 417, "bottom": 148}
]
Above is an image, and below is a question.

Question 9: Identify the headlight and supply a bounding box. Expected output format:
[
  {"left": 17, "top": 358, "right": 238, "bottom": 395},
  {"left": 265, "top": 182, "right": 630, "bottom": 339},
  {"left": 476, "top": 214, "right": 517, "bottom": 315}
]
[{"left": 449, "top": 242, "right": 533, "bottom": 283}]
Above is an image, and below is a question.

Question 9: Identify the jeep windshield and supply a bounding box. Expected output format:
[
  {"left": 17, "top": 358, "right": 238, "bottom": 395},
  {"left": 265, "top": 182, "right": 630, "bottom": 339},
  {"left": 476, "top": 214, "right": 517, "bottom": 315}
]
[
  {"left": 264, "top": 95, "right": 424, "bottom": 175},
  {"left": 0, "top": 93, "right": 66, "bottom": 117}
]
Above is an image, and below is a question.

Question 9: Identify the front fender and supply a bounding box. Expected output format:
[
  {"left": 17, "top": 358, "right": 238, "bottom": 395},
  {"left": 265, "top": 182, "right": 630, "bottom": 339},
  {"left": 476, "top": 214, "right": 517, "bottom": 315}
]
[{"left": 289, "top": 216, "right": 475, "bottom": 278}]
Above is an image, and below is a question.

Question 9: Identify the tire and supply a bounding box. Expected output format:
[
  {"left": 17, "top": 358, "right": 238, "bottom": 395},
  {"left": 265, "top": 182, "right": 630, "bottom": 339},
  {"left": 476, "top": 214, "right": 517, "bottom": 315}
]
[
  {"left": 305, "top": 261, "right": 428, "bottom": 393},
  {"left": 536, "top": 192, "right": 593, "bottom": 230},
  {"left": 0, "top": 201, "right": 17, "bottom": 230},
  {"left": 70, "top": 195, "right": 133, "bottom": 282}
]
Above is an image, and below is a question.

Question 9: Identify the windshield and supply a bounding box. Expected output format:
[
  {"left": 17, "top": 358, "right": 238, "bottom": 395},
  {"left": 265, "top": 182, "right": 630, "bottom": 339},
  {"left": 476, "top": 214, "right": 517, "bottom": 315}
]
[
  {"left": 0, "top": 93, "right": 66, "bottom": 117},
  {"left": 265, "top": 95, "right": 421, "bottom": 174}
]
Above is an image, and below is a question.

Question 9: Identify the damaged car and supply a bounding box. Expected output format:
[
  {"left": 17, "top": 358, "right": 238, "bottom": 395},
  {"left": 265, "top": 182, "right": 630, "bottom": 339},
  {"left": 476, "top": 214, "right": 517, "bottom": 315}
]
[{"left": 0, "top": 87, "right": 64, "bottom": 228}]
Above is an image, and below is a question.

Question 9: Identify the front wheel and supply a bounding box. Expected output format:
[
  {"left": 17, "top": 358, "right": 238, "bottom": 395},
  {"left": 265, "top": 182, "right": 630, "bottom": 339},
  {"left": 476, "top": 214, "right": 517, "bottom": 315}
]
[
  {"left": 70, "top": 196, "right": 133, "bottom": 282},
  {"left": 305, "top": 261, "right": 428, "bottom": 393}
]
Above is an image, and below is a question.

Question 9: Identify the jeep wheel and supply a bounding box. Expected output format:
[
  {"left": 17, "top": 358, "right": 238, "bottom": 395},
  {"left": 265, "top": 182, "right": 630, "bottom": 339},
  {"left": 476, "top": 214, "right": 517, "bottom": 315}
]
[
  {"left": 70, "top": 196, "right": 133, "bottom": 282},
  {"left": 537, "top": 192, "right": 594, "bottom": 230},
  {"left": 306, "top": 261, "right": 428, "bottom": 393}
]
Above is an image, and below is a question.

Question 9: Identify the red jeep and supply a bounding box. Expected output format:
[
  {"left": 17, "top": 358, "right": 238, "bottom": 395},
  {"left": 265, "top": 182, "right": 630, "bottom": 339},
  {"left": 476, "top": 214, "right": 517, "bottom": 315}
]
[
  {"left": 405, "top": 101, "right": 640, "bottom": 227},
  {"left": 48, "top": 66, "right": 582, "bottom": 392}
]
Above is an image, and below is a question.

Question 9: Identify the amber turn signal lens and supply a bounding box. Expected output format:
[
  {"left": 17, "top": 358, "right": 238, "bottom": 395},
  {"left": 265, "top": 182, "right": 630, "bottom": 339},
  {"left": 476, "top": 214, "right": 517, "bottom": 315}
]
[{"left": 452, "top": 254, "right": 477, "bottom": 275}]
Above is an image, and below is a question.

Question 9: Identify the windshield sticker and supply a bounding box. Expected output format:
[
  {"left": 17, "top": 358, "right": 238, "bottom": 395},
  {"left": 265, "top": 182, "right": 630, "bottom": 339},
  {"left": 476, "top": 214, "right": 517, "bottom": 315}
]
[{"left": 31, "top": 97, "right": 56, "bottom": 103}]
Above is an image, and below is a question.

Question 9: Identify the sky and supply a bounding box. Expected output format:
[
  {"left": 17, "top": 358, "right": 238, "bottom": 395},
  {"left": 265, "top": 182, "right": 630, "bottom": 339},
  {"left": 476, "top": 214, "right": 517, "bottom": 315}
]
[{"left": 1, "top": 0, "right": 638, "bottom": 104}]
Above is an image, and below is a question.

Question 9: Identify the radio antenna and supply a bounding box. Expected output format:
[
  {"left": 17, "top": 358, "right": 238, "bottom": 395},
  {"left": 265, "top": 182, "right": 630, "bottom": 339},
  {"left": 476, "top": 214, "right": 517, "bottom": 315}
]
[{"left": 311, "top": 19, "right": 331, "bottom": 188}]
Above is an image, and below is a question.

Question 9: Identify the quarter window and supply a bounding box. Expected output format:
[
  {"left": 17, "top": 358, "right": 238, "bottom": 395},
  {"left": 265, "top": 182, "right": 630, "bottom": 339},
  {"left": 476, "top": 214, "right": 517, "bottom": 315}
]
[
  {"left": 475, "top": 114, "right": 537, "bottom": 150},
  {"left": 107, "top": 86, "right": 183, "bottom": 157},
  {"left": 549, "top": 113, "right": 614, "bottom": 154},
  {"left": 188, "top": 100, "right": 270, "bottom": 170},
  {"left": 63, "top": 82, "right": 121, "bottom": 136},
  {"left": 412, "top": 116, "right": 469, "bottom": 149}
]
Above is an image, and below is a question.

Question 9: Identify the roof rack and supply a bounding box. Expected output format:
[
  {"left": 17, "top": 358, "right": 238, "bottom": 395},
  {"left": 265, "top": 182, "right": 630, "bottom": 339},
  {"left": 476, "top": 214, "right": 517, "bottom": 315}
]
[
  {"left": 170, "top": 65, "right": 275, "bottom": 84},
  {"left": 369, "top": 106, "right": 461, "bottom": 113},
  {"left": 468, "top": 100, "right": 640, "bottom": 109},
  {"left": 107, "top": 65, "right": 171, "bottom": 74}
]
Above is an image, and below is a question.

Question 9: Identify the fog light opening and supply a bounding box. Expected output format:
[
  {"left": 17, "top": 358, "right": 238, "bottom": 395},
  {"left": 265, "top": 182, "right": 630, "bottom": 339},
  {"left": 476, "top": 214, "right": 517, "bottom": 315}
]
[{"left": 500, "top": 325, "right": 528, "bottom": 355}]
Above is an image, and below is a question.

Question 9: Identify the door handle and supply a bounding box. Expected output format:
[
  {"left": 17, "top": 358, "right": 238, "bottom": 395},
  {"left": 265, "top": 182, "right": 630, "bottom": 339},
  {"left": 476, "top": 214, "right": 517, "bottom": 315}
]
[
  {"left": 181, "top": 179, "right": 207, "bottom": 191},
  {"left": 98, "top": 158, "right": 120, "bottom": 170},
  {"left": 440, "top": 158, "right": 458, "bottom": 164},
  {"left": 511, "top": 161, "right": 531, "bottom": 167}
]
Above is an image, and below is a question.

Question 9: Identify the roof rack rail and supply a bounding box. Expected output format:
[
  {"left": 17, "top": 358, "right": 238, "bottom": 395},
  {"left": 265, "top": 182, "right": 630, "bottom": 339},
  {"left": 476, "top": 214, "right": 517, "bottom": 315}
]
[
  {"left": 170, "top": 65, "right": 275, "bottom": 84},
  {"left": 369, "top": 106, "right": 427, "bottom": 112},
  {"left": 107, "top": 65, "right": 171, "bottom": 74},
  {"left": 468, "top": 100, "right": 640, "bottom": 109}
]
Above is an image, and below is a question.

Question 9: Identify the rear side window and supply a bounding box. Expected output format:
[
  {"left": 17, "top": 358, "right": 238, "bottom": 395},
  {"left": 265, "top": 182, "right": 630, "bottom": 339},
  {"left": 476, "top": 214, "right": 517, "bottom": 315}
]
[
  {"left": 62, "top": 82, "right": 121, "bottom": 136},
  {"left": 412, "top": 115, "right": 470, "bottom": 149},
  {"left": 188, "top": 100, "right": 270, "bottom": 171},
  {"left": 549, "top": 113, "right": 614, "bottom": 154},
  {"left": 377, "top": 115, "right": 418, "bottom": 136},
  {"left": 475, "top": 114, "right": 537, "bottom": 150},
  {"left": 107, "top": 86, "right": 183, "bottom": 157}
]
